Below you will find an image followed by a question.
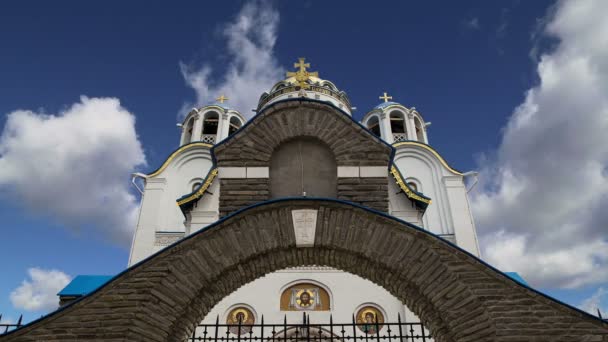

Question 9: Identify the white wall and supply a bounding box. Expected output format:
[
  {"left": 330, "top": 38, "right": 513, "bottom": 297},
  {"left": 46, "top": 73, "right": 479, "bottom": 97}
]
[
  {"left": 391, "top": 146, "right": 480, "bottom": 256},
  {"left": 128, "top": 147, "right": 217, "bottom": 265},
  {"left": 199, "top": 268, "right": 425, "bottom": 329}
]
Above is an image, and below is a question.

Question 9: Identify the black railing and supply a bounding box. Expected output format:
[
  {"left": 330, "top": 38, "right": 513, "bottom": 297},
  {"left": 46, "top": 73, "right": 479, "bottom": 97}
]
[
  {"left": 189, "top": 313, "right": 432, "bottom": 342},
  {"left": 0, "top": 314, "right": 23, "bottom": 334}
]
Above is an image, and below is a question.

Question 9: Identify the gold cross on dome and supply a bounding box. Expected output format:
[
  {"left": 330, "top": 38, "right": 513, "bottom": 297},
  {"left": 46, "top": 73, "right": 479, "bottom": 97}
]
[
  {"left": 294, "top": 57, "right": 310, "bottom": 73},
  {"left": 379, "top": 92, "right": 393, "bottom": 103},
  {"left": 216, "top": 95, "right": 229, "bottom": 103},
  {"left": 286, "top": 58, "right": 319, "bottom": 89}
]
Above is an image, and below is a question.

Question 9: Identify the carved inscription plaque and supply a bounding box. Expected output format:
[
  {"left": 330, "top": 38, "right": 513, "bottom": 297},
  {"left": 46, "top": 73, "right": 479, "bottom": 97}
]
[{"left": 291, "top": 209, "right": 318, "bottom": 247}]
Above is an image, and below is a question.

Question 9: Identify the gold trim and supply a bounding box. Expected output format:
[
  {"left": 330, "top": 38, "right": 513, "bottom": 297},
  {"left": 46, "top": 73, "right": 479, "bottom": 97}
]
[
  {"left": 147, "top": 143, "right": 213, "bottom": 178},
  {"left": 390, "top": 166, "right": 432, "bottom": 205},
  {"left": 392, "top": 141, "right": 463, "bottom": 176},
  {"left": 177, "top": 168, "right": 218, "bottom": 206}
]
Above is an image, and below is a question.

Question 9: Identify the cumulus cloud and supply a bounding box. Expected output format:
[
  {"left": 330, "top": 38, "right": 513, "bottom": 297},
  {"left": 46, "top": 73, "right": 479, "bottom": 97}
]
[
  {"left": 10, "top": 268, "right": 71, "bottom": 312},
  {"left": 579, "top": 287, "right": 607, "bottom": 316},
  {"left": 0, "top": 96, "right": 146, "bottom": 245},
  {"left": 472, "top": 0, "right": 608, "bottom": 289},
  {"left": 179, "top": 0, "right": 284, "bottom": 118}
]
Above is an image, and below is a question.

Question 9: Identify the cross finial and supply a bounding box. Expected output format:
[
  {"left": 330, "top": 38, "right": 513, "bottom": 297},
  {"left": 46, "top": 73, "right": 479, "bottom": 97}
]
[
  {"left": 216, "top": 95, "right": 229, "bottom": 104},
  {"left": 294, "top": 57, "right": 310, "bottom": 73},
  {"left": 286, "top": 57, "right": 319, "bottom": 89},
  {"left": 379, "top": 92, "right": 393, "bottom": 103}
]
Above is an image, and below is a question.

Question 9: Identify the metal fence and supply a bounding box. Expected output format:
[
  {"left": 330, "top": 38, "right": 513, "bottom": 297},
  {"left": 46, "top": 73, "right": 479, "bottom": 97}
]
[
  {"left": 0, "top": 314, "right": 23, "bottom": 335},
  {"left": 189, "top": 313, "right": 433, "bottom": 342}
]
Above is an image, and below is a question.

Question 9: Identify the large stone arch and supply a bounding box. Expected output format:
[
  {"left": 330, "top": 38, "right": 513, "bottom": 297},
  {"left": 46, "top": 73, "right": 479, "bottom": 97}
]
[{"left": 4, "top": 199, "right": 607, "bottom": 342}]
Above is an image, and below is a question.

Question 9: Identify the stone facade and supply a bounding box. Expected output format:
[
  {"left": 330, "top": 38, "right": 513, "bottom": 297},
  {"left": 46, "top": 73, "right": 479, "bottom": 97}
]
[
  {"left": 219, "top": 178, "right": 270, "bottom": 217},
  {"left": 215, "top": 100, "right": 393, "bottom": 217},
  {"left": 5, "top": 199, "right": 607, "bottom": 342},
  {"left": 337, "top": 177, "right": 388, "bottom": 212},
  {"left": 213, "top": 100, "right": 392, "bottom": 167}
]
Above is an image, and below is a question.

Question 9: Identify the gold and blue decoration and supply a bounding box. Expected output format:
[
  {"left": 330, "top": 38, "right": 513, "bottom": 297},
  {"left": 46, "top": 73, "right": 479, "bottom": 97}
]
[
  {"left": 290, "top": 287, "right": 321, "bottom": 310},
  {"left": 280, "top": 283, "right": 331, "bottom": 311},
  {"left": 355, "top": 306, "right": 384, "bottom": 334},
  {"left": 226, "top": 307, "right": 255, "bottom": 335}
]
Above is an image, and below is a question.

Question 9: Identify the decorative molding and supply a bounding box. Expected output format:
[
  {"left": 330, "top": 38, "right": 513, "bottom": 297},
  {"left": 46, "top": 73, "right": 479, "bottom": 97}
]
[
  {"left": 337, "top": 166, "right": 359, "bottom": 178},
  {"left": 146, "top": 143, "right": 213, "bottom": 178},
  {"left": 177, "top": 168, "right": 218, "bottom": 206},
  {"left": 359, "top": 166, "right": 387, "bottom": 178},
  {"left": 154, "top": 232, "right": 184, "bottom": 247},
  {"left": 392, "top": 141, "right": 463, "bottom": 175},
  {"left": 390, "top": 165, "right": 432, "bottom": 205}
]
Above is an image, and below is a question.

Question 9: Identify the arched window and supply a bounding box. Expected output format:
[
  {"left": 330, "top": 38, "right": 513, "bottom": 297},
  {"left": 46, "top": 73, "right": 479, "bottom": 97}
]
[
  {"left": 280, "top": 282, "right": 331, "bottom": 311},
  {"left": 202, "top": 112, "right": 219, "bottom": 143},
  {"left": 270, "top": 137, "right": 337, "bottom": 198},
  {"left": 228, "top": 116, "right": 242, "bottom": 136},
  {"left": 184, "top": 117, "right": 195, "bottom": 143},
  {"left": 367, "top": 116, "right": 381, "bottom": 137},
  {"left": 414, "top": 117, "right": 424, "bottom": 142},
  {"left": 390, "top": 111, "right": 407, "bottom": 142}
]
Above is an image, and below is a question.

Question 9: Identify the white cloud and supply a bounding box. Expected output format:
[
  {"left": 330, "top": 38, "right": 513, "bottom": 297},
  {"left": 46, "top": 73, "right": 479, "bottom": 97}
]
[
  {"left": 179, "top": 0, "right": 284, "bottom": 119},
  {"left": 472, "top": 0, "right": 608, "bottom": 289},
  {"left": 0, "top": 96, "right": 146, "bottom": 245},
  {"left": 579, "top": 287, "right": 607, "bottom": 316},
  {"left": 10, "top": 268, "right": 71, "bottom": 312},
  {"left": 465, "top": 17, "right": 480, "bottom": 30}
]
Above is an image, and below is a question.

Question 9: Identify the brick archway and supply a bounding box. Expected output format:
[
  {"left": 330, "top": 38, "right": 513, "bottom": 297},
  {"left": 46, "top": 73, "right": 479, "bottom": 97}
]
[{"left": 5, "top": 199, "right": 608, "bottom": 341}]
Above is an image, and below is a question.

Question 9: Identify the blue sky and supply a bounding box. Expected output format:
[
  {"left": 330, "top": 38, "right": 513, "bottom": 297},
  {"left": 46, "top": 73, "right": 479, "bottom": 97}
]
[{"left": 1, "top": 0, "right": 607, "bottom": 324}]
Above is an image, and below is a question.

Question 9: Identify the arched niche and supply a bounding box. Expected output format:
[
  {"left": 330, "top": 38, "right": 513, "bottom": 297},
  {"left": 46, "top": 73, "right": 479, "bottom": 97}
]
[
  {"left": 228, "top": 116, "right": 242, "bottom": 136},
  {"left": 390, "top": 111, "right": 407, "bottom": 142},
  {"left": 366, "top": 116, "right": 381, "bottom": 138},
  {"left": 202, "top": 112, "right": 219, "bottom": 143},
  {"left": 279, "top": 281, "right": 331, "bottom": 311},
  {"left": 270, "top": 137, "right": 337, "bottom": 198}
]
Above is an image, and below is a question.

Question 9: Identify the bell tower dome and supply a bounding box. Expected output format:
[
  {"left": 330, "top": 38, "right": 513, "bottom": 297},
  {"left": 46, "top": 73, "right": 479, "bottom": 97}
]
[
  {"left": 179, "top": 95, "right": 246, "bottom": 146},
  {"left": 361, "top": 92, "right": 429, "bottom": 145}
]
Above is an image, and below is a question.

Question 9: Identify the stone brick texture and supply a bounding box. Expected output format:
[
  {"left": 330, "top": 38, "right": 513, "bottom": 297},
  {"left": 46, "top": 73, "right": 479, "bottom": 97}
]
[
  {"left": 213, "top": 100, "right": 392, "bottom": 167},
  {"left": 215, "top": 100, "right": 393, "bottom": 216},
  {"left": 337, "top": 177, "right": 388, "bottom": 212},
  {"left": 4, "top": 200, "right": 607, "bottom": 342},
  {"left": 219, "top": 178, "right": 269, "bottom": 217}
]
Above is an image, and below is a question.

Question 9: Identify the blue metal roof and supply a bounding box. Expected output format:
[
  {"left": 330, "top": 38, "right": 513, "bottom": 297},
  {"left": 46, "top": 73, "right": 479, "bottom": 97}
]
[
  {"left": 374, "top": 101, "right": 399, "bottom": 109},
  {"left": 57, "top": 275, "right": 113, "bottom": 297},
  {"left": 505, "top": 272, "right": 528, "bottom": 286}
]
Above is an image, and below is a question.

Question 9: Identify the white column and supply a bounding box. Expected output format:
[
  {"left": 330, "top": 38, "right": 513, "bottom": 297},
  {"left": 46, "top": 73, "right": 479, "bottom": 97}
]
[
  {"left": 406, "top": 112, "right": 416, "bottom": 141},
  {"left": 217, "top": 113, "right": 230, "bottom": 142},
  {"left": 380, "top": 112, "right": 393, "bottom": 144},
  {"left": 192, "top": 114, "right": 203, "bottom": 142},
  {"left": 179, "top": 127, "right": 186, "bottom": 146}
]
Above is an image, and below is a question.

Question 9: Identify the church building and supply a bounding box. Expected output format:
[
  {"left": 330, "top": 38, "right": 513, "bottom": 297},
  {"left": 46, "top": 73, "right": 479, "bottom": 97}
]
[
  {"left": 4, "top": 59, "right": 607, "bottom": 341},
  {"left": 125, "top": 58, "right": 480, "bottom": 336}
]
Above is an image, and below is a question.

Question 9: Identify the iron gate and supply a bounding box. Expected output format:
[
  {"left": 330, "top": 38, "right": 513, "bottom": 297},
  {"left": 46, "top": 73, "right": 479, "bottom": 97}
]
[{"left": 189, "top": 313, "right": 432, "bottom": 342}]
